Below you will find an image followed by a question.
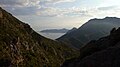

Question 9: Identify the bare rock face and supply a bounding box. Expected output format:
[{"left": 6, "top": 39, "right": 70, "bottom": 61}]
[
  {"left": 0, "top": 11, "right": 3, "bottom": 18},
  {"left": 0, "top": 8, "right": 3, "bottom": 18},
  {"left": 62, "top": 27, "right": 120, "bottom": 67}
]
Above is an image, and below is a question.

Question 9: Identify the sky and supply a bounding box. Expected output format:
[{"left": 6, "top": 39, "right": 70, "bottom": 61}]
[{"left": 1, "top": 0, "right": 120, "bottom": 31}]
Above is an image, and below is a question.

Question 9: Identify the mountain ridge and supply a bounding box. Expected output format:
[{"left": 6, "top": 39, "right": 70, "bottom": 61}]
[
  {"left": 57, "top": 17, "right": 120, "bottom": 49},
  {"left": 61, "top": 27, "right": 120, "bottom": 67},
  {"left": 0, "top": 7, "right": 78, "bottom": 67}
]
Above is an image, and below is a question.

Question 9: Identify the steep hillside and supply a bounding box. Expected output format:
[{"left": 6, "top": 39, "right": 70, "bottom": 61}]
[
  {"left": 62, "top": 27, "right": 120, "bottom": 67},
  {"left": 0, "top": 7, "right": 78, "bottom": 67},
  {"left": 57, "top": 17, "right": 120, "bottom": 49}
]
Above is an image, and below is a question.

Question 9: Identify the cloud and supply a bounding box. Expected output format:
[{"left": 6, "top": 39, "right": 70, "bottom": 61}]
[
  {"left": 0, "top": 0, "right": 40, "bottom": 7},
  {"left": 84, "top": 6, "right": 120, "bottom": 18},
  {"left": 41, "top": 0, "right": 75, "bottom": 4},
  {"left": 36, "top": 7, "right": 61, "bottom": 17},
  {"left": 0, "top": 0, "right": 76, "bottom": 16},
  {"left": 0, "top": 0, "right": 27, "bottom": 7},
  {"left": 7, "top": 7, "right": 38, "bottom": 16},
  {"left": 36, "top": 7, "right": 92, "bottom": 17},
  {"left": 1, "top": 0, "right": 119, "bottom": 18},
  {"left": 0, "top": 0, "right": 42, "bottom": 15},
  {"left": 98, "top": 6, "right": 117, "bottom": 11}
]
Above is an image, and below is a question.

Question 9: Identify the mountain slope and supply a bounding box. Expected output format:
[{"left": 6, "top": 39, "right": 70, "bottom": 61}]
[
  {"left": 62, "top": 27, "right": 120, "bottom": 67},
  {"left": 66, "top": 27, "right": 77, "bottom": 34},
  {"left": 0, "top": 7, "right": 78, "bottom": 67},
  {"left": 40, "top": 28, "right": 69, "bottom": 33},
  {"left": 57, "top": 17, "right": 120, "bottom": 49}
]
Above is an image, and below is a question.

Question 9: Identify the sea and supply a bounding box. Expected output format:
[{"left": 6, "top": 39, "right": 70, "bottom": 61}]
[{"left": 38, "top": 32, "right": 66, "bottom": 40}]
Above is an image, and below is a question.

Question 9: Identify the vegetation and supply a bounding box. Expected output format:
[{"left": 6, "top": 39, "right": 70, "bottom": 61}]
[{"left": 0, "top": 7, "right": 79, "bottom": 67}]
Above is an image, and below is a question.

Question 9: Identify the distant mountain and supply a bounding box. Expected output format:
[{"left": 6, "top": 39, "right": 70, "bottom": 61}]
[
  {"left": 62, "top": 27, "right": 120, "bottom": 67},
  {"left": 67, "top": 27, "right": 77, "bottom": 34},
  {"left": 57, "top": 17, "right": 120, "bottom": 49},
  {"left": 40, "top": 28, "right": 69, "bottom": 33},
  {"left": 0, "top": 7, "right": 78, "bottom": 67}
]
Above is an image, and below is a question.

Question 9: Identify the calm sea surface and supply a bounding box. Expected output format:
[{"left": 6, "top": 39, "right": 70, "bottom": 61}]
[{"left": 38, "top": 32, "right": 66, "bottom": 40}]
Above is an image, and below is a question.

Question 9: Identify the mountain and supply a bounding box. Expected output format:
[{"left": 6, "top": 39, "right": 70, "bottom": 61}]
[
  {"left": 66, "top": 27, "right": 77, "bottom": 34},
  {"left": 62, "top": 27, "right": 120, "bottom": 67},
  {"left": 57, "top": 17, "right": 120, "bottom": 49},
  {"left": 40, "top": 28, "right": 69, "bottom": 33},
  {"left": 0, "top": 7, "right": 78, "bottom": 67}
]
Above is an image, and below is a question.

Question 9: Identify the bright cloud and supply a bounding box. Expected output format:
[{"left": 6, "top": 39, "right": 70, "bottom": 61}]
[
  {"left": 36, "top": 7, "right": 92, "bottom": 17},
  {"left": 41, "top": 0, "right": 75, "bottom": 4},
  {"left": 0, "top": 0, "right": 41, "bottom": 7}
]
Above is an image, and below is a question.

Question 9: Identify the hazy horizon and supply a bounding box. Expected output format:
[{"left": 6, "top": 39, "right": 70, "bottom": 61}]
[{"left": 1, "top": 0, "right": 120, "bottom": 31}]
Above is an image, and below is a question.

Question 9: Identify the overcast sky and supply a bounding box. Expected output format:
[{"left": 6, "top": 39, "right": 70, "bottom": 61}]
[{"left": 1, "top": 0, "right": 120, "bottom": 31}]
